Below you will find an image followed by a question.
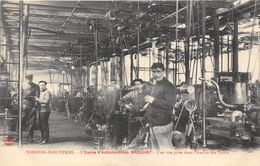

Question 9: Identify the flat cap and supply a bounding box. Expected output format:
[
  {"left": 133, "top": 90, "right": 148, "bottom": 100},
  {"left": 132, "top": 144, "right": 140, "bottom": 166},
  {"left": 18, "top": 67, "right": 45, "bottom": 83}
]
[{"left": 25, "top": 74, "right": 33, "bottom": 79}]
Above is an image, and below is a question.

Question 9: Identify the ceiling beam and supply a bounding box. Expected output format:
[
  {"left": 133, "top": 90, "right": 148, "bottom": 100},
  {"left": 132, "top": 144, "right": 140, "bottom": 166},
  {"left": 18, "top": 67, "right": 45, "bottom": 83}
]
[
  {"left": 28, "top": 45, "right": 65, "bottom": 53},
  {"left": 3, "top": 1, "right": 110, "bottom": 13},
  {"left": 29, "top": 26, "right": 62, "bottom": 34},
  {"left": 3, "top": 11, "right": 105, "bottom": 20}
]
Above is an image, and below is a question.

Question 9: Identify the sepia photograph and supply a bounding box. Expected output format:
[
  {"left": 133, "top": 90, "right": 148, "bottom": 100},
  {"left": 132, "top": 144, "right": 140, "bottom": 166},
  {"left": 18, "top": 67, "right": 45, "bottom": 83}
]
[{"left": 0, "top": 0, "right": 260, "bottom": 165}]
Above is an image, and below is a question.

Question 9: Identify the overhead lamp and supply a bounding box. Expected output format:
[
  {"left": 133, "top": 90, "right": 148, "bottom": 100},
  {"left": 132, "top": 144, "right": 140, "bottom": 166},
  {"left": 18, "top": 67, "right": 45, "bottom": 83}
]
[
  {"left": 216, "top": 8, "right": 229, "bottom": 15},
  {"left": 233, "top": 0, "right": 241, "bottom": 7},
  {"left": 61, "top": 70, "right": 66, "bottom": 74},
  {"left": 122, "top": 48, "right": 128, "bottom": 52},
  {"left": 161, "top": 34, "right": 166, "bottom": 37},
  {"left": 141, "top": 51, "right": 148, "bottom": 56},
  {"left": 71, "top": 66, "right": 75, "bottom": 70},
  {"left": 219, "top": 25, "right": 226, "bottom": 31},
  {"left": 117, "top": 26, "right": 125, "bottom": 31},
  {"left": 177, "top": 23, "right": 186, "bottom": 29},
  {"left": 116, "top": 37, "right": 120, "bottom": 45},
  {"left": 148, "top": 3, "right": 157, "bottom": 9},
  {"left": 146, "top": 38, "right": 151, "bottom": 42},
  {"left": 170, "top": 23, "right": 183, "bottom": 28},
  {"left": 152, "top": 37, "right": 159, "bottom": 41},
  {"left": 89, "top": 24, "right": 94, "bottom": 31},
  {"left": 205, "top": 16, "right": 211, "bottom": 20},
  {"left": 143, "top": 40, "right": 150, "bottom": 45}
]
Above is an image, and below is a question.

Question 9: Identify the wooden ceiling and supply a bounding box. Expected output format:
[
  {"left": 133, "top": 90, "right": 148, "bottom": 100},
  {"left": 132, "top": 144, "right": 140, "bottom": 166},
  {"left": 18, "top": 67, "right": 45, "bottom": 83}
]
[{"left": 0, "top": 0, "right": 259, "bottom": 70}]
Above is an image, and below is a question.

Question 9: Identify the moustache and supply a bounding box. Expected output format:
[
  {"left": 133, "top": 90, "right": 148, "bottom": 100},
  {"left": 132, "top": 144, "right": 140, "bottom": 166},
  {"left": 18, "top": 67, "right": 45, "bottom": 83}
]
[{"left": 149, "top": 78, "right": 157, "bottom": 85}]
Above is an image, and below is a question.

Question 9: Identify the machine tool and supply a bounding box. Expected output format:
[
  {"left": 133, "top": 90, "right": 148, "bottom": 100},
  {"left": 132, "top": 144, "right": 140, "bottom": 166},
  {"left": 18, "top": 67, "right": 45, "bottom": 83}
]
[
  {"left": 172, "top": 84, "right": 199, "bottom": 147},
  {"left": 200, "top": 72, "right": 260, "bottom": 147}
]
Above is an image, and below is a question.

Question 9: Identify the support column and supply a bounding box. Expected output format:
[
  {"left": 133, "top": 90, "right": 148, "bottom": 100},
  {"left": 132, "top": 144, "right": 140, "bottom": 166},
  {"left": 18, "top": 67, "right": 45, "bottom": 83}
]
[
  {"left": 94, "top": 22, "right": 98, "bottom": 90},
  {"left": 232, "top": 16, "right": 239, "bottom": 73},
  {"left": 174, "top": 0, "right": 179, "bottom": 86},
  {"left": 70, "top": 68, "right": 73, "bottom": 93},
  {"left": 130, "top": 54, "right": 133, "bottom": 82},
  {"left": 148, "top": 46, "right": 151, "bottom": 80},
  {"left": 24, "top": 5, "right": 29, "bottom": 71},
  {"left": 0, "top": 34, "right": 1, "bottom": 57},
  {"left": 86, "top": 65, "right": 90, "bottom": 87},
  {"left": 120, "top": 53, "right": 125, "bottom": 88},
  {"left": 136, "top": 2, "right": 140, "bottom": 78},
  {"left": 201, "top": 2, "right": 207, "bottom": 147},
  {"left": 212, "top": 9, "right": 220, "bottom": 76},
  {"left": 165, "top": 40, "right": 170, "bottom": 79},
  {"left": 80, "top": 40, "right": 83, "bottom": 88},
  {"left": 18, "top": 0, "right": 24, "bottom": 148},
  {"left": 185, "top": 1, "right": 191, "bottom": 84}
]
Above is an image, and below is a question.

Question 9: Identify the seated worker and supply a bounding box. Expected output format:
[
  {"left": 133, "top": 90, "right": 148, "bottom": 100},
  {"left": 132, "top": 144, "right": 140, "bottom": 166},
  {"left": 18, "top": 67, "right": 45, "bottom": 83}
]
[{"left": 118, "top": 78, "right": 148, "bottom": 143}]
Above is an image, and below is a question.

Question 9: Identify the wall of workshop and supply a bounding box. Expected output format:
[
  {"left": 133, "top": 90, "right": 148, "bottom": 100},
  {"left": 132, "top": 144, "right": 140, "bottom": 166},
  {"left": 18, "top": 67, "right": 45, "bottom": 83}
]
[
  {"left": 26, "top": 43, "right": 259, "bottom": 96},
  {"left": 0, "top": 34, "right": 19, "bottom": 89},
  {"left": 26, "top": 69, "right": 83, "bottom": 95},
  {"left": 239, "top": 45, "right": 259, "bottom": 82}
]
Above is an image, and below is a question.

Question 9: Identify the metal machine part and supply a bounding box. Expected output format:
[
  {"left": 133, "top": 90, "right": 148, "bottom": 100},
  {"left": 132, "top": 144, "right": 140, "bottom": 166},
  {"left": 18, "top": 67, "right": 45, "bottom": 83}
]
[
  {"left": 177, "top": 84, "right": 196, "bottom": 101},
  {"left": 200, "top": 76, "right": 260, "bottom": 146},
  {"left": 173, "top": 84, "right": 199, "bottom": 147},
  {"left": 183, "top": 99, "right": 198, "bottom": 113},
  {"left": 179, "top": 85, "right": 195, "bottom": 95},
  {"left": 215, "top": 72, "right": 250, "bottom": 105},
  {"left": 0, "top": 71, "right": 18, "bottom": 140},
  {"left": 199, "top": 78, "right": 238, "bottom": 109}
]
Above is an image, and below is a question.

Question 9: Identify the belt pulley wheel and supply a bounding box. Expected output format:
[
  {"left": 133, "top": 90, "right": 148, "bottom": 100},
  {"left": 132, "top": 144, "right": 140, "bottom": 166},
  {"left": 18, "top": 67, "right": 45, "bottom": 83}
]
[{"left": 183, "top": 99, "right": 198, "bottom": 112}]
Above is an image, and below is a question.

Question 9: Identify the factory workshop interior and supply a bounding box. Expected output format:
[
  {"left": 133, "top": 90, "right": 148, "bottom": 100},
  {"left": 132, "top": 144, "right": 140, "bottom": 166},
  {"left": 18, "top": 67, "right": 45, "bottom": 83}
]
[{"left": 0, "top": 0, "right": 260, "bottom": 151}]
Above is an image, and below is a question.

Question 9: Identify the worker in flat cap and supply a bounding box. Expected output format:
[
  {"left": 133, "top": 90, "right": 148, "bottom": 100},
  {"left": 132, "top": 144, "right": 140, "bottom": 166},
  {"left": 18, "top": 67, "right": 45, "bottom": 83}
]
[
  {"left": 25, "top": 74, "right": 33, "bottom": 79},
  {"left": 144, "top": 62, "right": 176, "bottom": 149},
  {"left": 22, "top": 74, "right": 40, "bottom": 143}
]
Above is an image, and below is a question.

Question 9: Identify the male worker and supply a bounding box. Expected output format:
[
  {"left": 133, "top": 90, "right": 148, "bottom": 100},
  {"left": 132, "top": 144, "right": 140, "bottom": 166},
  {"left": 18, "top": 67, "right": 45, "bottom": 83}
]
[
  {"left": 22, "top": 74, "right": 40, "bottom": 142},
  {"left": 144, "top": 62, "right": 176, "bottom": 149},
  {"left": 35, "top": 81, "right": 52, "bottom": 144},
  {"left": 118, "top": 78, "right": 147, "bottom": 114},
  {"left": 118, "top": 78, "right": 148, "bottom": 142}
]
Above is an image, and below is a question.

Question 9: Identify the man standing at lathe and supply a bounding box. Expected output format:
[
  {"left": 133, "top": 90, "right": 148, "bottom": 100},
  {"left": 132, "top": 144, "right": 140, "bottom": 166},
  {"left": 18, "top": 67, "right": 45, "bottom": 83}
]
[
  {"left": 22, "top": 74, "right": 40, "bottom": 143},
  {"left": 144, "top": 62, "right": 176, "bottom": 149}
]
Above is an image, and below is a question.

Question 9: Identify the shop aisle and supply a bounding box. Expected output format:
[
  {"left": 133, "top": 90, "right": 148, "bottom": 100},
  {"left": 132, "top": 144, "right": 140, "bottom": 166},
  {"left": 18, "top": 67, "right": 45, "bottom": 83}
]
[{"left": 21, "top": 110, "right": 93, "bottom": 149}]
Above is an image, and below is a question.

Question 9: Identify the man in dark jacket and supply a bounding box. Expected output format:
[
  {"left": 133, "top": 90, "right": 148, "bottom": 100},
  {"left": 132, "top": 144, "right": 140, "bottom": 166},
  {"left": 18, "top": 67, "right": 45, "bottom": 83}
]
[
  {"left": 144, "top": 62, "right": 176, "bottom": 149},
  {"left": 22, "top": 74, "right": 40, "bottom": 142}
]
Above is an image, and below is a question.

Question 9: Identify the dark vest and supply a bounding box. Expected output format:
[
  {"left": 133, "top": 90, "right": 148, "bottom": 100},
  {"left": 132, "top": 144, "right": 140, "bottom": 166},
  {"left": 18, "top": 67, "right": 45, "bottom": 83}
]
[{"left": 144, "top": 78, "right": 176, "bottom": 126}]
